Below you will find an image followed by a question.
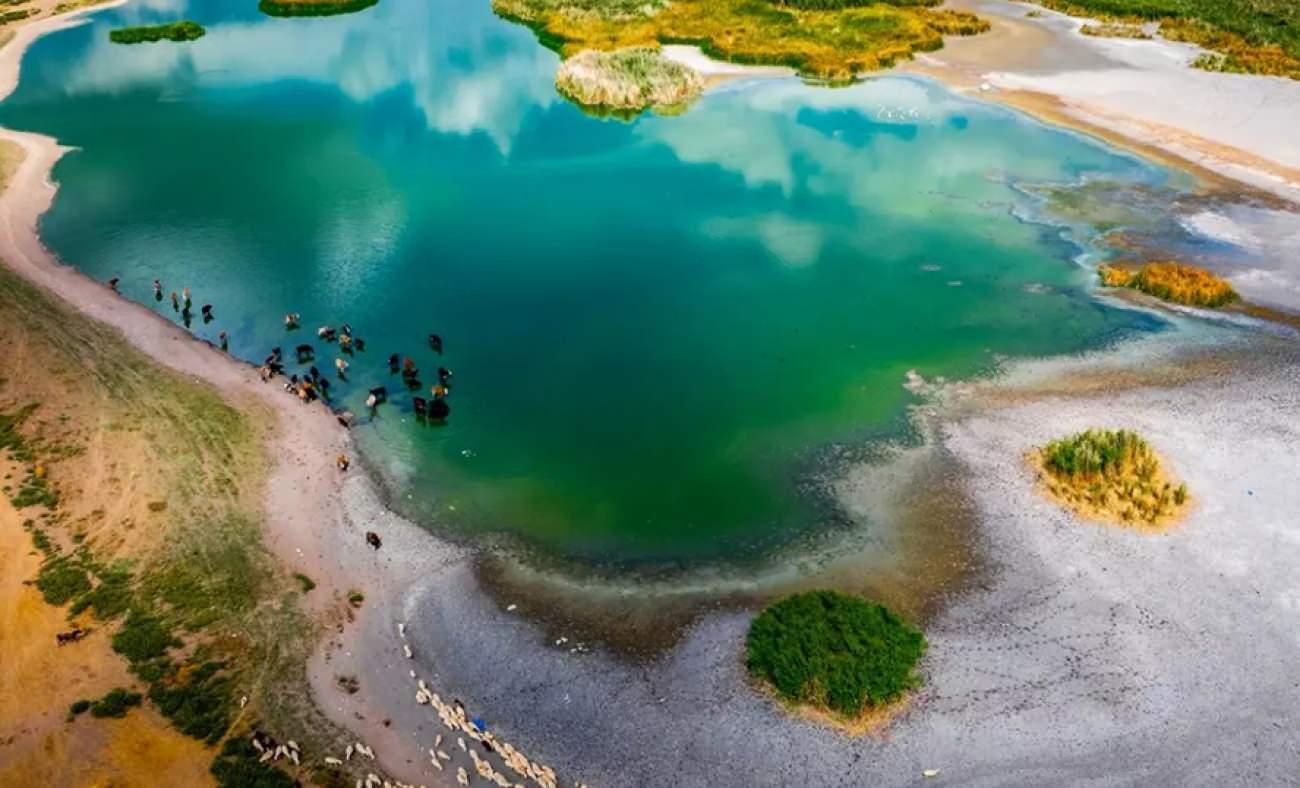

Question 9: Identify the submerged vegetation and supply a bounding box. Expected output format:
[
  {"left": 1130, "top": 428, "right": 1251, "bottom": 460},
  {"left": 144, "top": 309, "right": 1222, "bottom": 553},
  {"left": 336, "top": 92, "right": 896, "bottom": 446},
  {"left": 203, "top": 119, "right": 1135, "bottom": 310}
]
[
  {"left": 746, "top": 591, "right": 926, "bottom": 721},
  {"left": 259, "top": 0, "right": 379, "bottom": 16},
  {"left": 1038, "top": 429, "right": 1188, "bottom": 525},
  {"left": 1099, "top": 261, "right": 1239, "bottom": 308},
  {"left": 495, "top": 0, "right": 989, "bottom": 82},
  {"left": 555, "top": 47, "right": 704, "bottom": 112},
  {"left": 1024, "top": 0, "right": 1300, "bottom": 79},
  {"left": 109, "top": 21, "right": 206, "bottom": 44}
]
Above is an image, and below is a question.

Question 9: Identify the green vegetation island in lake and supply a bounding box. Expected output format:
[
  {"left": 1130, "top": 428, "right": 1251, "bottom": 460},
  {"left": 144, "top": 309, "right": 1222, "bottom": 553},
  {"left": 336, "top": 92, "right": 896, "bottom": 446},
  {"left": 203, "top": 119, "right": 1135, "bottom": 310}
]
[
  {"left": 746, "top": 591, "right": 926, "bottom": 729},
  {"left": 259, "top": 0, "right": 380, "bottom": 17},
  {"left": 109, "top": 21, "right": 205, "bottom": 44}
]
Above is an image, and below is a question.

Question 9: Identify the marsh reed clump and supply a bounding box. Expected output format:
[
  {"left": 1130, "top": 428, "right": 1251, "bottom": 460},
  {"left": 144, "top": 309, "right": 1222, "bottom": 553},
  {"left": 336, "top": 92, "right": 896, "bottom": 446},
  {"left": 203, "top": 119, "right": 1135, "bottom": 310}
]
[
  {"left": 555, "top": 47, "right": 704, "bottom": 111},
  {"left": 1099, "top": 261, "right": 1239, "bottom": 308},
  {"left": 1039, "top": 429, "right": 1188, "bottom": 525}
]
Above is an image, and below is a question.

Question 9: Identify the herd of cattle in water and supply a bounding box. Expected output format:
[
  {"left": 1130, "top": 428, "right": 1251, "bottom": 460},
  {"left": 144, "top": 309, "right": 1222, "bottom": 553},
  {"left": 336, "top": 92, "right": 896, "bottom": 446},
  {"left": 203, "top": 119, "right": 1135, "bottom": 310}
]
[{"left": 108, "top": 276, "right": 454, "bottom": 426}]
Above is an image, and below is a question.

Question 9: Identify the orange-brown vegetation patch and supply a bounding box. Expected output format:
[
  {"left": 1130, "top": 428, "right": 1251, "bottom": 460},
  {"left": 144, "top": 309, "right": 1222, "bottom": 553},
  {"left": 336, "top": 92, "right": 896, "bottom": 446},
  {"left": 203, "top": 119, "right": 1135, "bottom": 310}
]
[
  {"left": 1099, "top": 261, "right": 1239, "bottom": 308},
  {"left": 1033, "top": 429, "right": 1189, "bottom": 530}
]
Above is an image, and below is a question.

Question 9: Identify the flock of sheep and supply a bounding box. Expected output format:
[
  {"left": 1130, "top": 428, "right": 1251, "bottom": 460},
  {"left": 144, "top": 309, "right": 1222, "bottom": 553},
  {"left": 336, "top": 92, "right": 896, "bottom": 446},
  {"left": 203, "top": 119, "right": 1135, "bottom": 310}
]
[
  {"left": 302, "top": 620, "right": 582, "bottom": 788},
  {"left": 402, "top": 620, "right": 573, "bottom": 788}
]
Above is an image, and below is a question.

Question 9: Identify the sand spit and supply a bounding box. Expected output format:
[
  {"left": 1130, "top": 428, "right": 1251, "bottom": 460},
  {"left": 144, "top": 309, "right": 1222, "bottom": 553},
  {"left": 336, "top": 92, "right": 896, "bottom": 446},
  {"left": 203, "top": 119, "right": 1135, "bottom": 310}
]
[{"left": 907, "top": 0, "right": 1300, "bottom": 205}]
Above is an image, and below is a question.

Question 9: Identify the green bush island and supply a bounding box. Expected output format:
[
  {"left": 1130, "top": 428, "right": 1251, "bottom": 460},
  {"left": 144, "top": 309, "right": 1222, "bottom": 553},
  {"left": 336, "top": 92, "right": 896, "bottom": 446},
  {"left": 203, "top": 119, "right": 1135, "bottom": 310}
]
[
  {"left": 746, "top": 590, "right": 926, "bottom": 718},
  {"left": 259, "top": 0, "right": 378, "bottom": 17},
  {"left": 109, "top": 21, "right": 206, "bottom": 44}
]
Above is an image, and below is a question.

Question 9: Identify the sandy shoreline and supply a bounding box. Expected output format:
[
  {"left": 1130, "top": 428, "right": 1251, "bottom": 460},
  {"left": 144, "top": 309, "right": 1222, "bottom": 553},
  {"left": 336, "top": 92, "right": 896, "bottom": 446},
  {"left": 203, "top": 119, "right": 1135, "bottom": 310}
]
[
  {"left": 1, "top": 2, "right": 1298, "bottom": 787},
  {"left": 905, "top": 0, "right": 1300, "bottom": 205}
]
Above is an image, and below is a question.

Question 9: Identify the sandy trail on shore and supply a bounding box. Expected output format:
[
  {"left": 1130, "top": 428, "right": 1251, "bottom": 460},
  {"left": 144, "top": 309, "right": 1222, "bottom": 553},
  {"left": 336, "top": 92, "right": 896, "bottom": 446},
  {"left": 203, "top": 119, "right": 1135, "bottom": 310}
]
[{"left": 1, "top": 2, "right": 1299, "bottom": 787}]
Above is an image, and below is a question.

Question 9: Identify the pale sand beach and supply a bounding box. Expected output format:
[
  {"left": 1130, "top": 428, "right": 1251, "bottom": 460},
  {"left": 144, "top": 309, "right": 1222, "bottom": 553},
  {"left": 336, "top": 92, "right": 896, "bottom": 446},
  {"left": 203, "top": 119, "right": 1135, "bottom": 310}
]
[{"left": 1, "top": 2, "right": 1298, "bottom": 787}]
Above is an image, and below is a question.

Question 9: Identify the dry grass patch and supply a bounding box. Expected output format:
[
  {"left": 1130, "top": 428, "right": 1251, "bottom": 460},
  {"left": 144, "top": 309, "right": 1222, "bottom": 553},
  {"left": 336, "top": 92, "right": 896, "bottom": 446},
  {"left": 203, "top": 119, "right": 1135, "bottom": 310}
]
[
  {"left": 1080, "top": 22, "right": 1150, "bottom": 39},
  {"left": 1035, "top": 429, "right": 1189, "bottom": 528}
]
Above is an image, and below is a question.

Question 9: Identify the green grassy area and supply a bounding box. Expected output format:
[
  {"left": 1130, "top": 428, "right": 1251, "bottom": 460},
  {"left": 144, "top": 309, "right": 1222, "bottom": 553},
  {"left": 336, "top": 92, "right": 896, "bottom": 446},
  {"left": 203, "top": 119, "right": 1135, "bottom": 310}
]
[
  {"left": 90, "top": 688, "right": 144, "bottom": 718},
  {"left": 495, "top": 0, "right": 988, "bottom": 82},
  {"left": 259, "top": 0, "right": 378, "bottom": 17},
  {"left": 0, "top": 262, "right": 353, "bottom": 784},
  {"left": 746, "top": 590, "right": 926, "bottom": 719},
  {"left": 109, "top": 21, "right": 206, "bottom": 44},
  {"left": 1025, "top": 0, "right": 1300, "bottom": 78},
  {"left": 1040, "top": 429, "right": 1187, "bottom": 523}
]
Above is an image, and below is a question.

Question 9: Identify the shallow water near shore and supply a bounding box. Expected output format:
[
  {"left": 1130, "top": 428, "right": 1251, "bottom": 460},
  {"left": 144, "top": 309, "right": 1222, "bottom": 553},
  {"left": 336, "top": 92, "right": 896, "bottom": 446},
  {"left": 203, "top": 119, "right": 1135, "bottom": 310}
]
[{"left": 0, "top": 0, "right": 1189, "bottom": 566}]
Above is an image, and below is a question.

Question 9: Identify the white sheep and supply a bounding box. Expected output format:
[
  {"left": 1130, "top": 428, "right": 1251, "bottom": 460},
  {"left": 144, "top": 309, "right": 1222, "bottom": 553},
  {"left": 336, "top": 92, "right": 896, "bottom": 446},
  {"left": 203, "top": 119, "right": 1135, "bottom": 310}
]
[
  {"left": 345, "top": 744, "right": 354, "bottom": 761},
  {"left": 403, "top": 643, "right": 413, "bottom": 659},
  {"left": 324, "top": 756, "right": 343, "bottom": 766}
]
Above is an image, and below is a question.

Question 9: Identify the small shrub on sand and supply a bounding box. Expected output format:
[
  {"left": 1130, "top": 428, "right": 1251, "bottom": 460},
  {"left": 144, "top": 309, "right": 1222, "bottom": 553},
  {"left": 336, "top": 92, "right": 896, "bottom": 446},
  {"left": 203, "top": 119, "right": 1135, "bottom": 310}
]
[
  {"left": 69, "top": 699, "right": 92, "bottom": 716},
  {"left": 347, "top": 590, "right": 365, "bottom": 607},
  {"left": 746, "top": 590, "right": 925, "bottom": 720},
  {"left": 112, "top": 610, "right": 181, "bottom": 662},
  {"left": 148, "top": 659, "right": 235, "bottom": 744},
  {"left": 210, "top": 738, "right": 297, "bottom": 788},
  {"left": 293, "top": 572, "right": 317, "bottom": 593},
  {"left": 1038, "top": 429, "right": 1188, "bottom": 525},
  {"left": 1099, "top": 261, "right": 1239, "bottom": 308},
  {"left": 90, "top": 688, "right": 143, "bottom": 718},
  {"left": 36, "top": 556, "right": 92, "bottom": 606},
  {"left": 69, "top": 563, "right": 135, "bottom": 620}
]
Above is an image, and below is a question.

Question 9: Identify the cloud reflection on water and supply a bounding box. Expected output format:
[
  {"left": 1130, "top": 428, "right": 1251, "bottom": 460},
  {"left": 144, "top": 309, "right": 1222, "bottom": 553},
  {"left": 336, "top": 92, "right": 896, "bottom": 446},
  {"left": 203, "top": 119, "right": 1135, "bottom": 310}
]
[{"left": 57, "top": 0, "right": 558, "bottom": 153}]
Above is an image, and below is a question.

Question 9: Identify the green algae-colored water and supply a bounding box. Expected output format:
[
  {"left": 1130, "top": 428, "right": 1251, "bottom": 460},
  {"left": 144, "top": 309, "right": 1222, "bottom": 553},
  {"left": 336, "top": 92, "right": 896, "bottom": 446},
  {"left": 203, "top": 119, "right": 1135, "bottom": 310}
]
[{"left": 0, "top": 0, "right": 1172, "bottom": 565}]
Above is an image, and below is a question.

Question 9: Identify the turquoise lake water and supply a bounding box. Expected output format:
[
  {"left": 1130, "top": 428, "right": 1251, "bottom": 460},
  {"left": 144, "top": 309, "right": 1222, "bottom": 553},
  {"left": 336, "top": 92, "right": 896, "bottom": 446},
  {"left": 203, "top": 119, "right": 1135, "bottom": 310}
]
[{"left": 0, "top": 0, "right": 1172, "bottom": 565}]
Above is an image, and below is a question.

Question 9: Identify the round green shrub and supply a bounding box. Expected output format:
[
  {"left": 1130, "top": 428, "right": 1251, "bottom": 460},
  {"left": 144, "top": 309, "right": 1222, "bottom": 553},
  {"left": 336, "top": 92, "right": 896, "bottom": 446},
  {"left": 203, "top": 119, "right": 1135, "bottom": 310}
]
[{"left": 745, "top": 590, "right": 926, "bottom": 717}]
